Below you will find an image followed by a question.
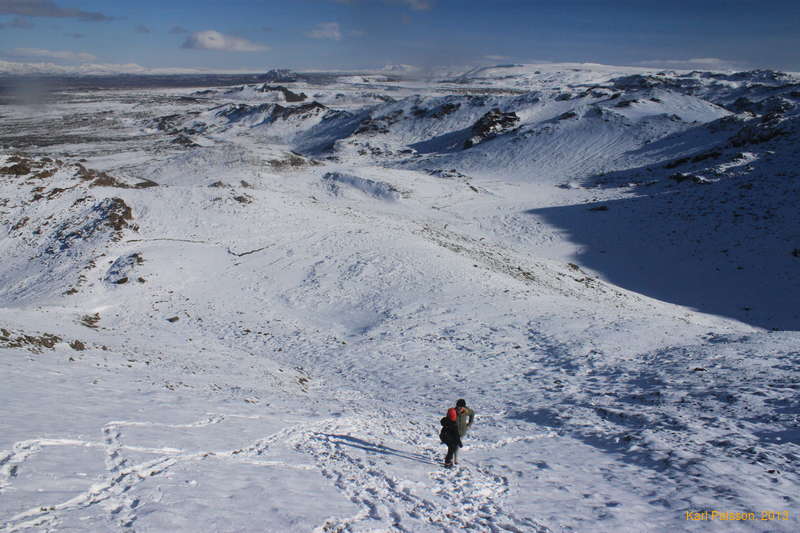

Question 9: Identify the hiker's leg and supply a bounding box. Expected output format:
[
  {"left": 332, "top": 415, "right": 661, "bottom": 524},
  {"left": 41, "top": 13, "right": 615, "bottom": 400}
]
[{"left": 445, "top": 443, "right": 456, "bottom": 464}]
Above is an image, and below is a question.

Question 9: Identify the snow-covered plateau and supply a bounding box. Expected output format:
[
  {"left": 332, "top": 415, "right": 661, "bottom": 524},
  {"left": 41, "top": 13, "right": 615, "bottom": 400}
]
[{"left": 1, "top": 63, "right": 799, "bottom": 532}]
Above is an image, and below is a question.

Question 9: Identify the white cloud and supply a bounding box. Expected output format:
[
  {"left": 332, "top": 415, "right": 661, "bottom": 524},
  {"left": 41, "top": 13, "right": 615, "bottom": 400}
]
[
  {"left": 0, "top": 59, "right": 264, "bottom": 75},
  {"left": 400, "top": 0, "right": 431, "bottom": 9},
  {"left": 484, "top": 55, "right": 510, "bottom": 62},
  {"left": 381, "top": 64, "right": 418, "bottom": 73},
  {"left": 307, "top": 22, "right": 341, "bottom": 41},
  {"left": 0, "top": 15, "right": 34, "bottom": 28},
  {"left": 0, "top": 0, "right": 112, "bottom": 21},
  {"left": 637, "top": 57, "right": 743, "bottom": 70},
  {"left": 135, "top": 24, "right": 150, "bottom": 34},
  {"left": 181, "top": 30, "right": 269, "bottom": 52},
  {"left": 9, "top": 47, "right": 96, "bottom": 62},
  {"left": 335, "top": 0, "right": 432, "bottom": 10}
]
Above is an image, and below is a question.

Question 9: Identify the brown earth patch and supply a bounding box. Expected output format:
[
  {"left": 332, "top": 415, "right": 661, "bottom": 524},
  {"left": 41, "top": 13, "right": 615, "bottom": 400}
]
[
  {"left": 0, "top": 329, "right": 62, "bottom": 353},
  {"left": 80, "top": 313, "right": 100, "bottom": 328}
]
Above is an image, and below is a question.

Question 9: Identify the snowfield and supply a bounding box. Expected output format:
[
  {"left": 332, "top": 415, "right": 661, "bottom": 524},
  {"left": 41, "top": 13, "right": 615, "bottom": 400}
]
[{"left": 1, "top": 63, "right": 799, "bottom": 532}]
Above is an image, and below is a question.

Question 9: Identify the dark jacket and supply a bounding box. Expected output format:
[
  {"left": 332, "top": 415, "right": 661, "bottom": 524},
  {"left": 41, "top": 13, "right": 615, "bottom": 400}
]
[{"left": 440, "top": 417, "right": 462, "bottom": 447}]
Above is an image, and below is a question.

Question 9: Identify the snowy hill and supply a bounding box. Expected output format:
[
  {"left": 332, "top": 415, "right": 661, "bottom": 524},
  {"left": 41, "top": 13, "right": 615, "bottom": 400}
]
[{"left": 1, "top": 64, "right": 799, "bottom": 532}]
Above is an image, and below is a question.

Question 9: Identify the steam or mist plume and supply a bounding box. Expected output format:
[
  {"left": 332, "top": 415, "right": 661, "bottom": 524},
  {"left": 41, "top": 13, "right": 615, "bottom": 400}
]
[
  {"left": 2, "top": 76, "right": 54, "bottom": 109},
  {"left": 181, "top": 30, "right": 269, "bottom": 52}
]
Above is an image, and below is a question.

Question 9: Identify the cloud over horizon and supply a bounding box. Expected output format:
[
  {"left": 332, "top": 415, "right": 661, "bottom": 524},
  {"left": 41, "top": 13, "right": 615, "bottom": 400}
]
[
  {"left": 399, "top": 0, "right": 431, "bottom": 9},
  {"left": 8, "top": 46, "right": 96, "bottom": 62},
  {"left": 0, "top": 15, "right": 33, "bottom": 28},
  {"left": 181, "top": 30, "right": 269, "bottom": 52},
  {"left": 307, "top": 22, "right": 341, "bottom": 41},
  {"left": 636, "top": 57, "right": 745, "bottom": 71},
  {"left": 335, "top": 0, "right": 432, "bottom": 10},
  {"left": 0, "top": 2, "right": 795, "bottom": 73},
  {"left": 0, "top": 0, "right": 113, "bottom": 22}
]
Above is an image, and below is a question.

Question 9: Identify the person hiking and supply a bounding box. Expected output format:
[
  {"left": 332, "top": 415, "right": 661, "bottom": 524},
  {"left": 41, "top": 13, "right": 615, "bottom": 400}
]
[
  {"left": 440, "top": 407, "right": 462, "bottom": 468},
  {"left": 453, "top": 398, "right": 475, "bottom": 464}
]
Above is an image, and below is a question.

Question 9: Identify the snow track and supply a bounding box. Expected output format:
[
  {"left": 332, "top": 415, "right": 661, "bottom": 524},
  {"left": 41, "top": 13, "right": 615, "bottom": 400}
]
[
  {"left": 1, "top": 413, "right": 550, "bottom": 532},
  {"left": 296, "top": 416, "right": 549, "bottom": 533},
  {"left": 0, "top": 415, "right": 317, "bottom": 532}
]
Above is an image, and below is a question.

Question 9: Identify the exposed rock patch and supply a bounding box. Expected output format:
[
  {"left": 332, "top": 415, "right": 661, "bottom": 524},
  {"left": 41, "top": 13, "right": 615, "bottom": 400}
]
[
  {"left": 46, "top": 197, "right": 134, "bottom": 254},
  {"left": 0, "top": 327, "right": 62, "bottom": 353},
  {"left": 268, "top": 152, "right": 319, "bottom": 170},
  {"left": 1, "top": 162, "right": 31, "bottom": 175},
  {"left": 464, "top": 108, "right": 520, "bottom": 149},
  {"left": 257, "top": 85, "right": 307, "bottom": 102},
  {"left": 76, "top": 164, "right": 158, "bottom": 189},
  {"left": 430, "top": 102, "right": 461, "bottom": 119},
  {"left": 356, "top": 110, "right": 404, "bottom": 135},
  {"left": 217, "top": 102, "right": 328, "bottom": 124},
  {"left": 105, "top": 252, "right": 144, "bottom": 285},
  {"left": 322, "top": 172, "right": 401, "bottom": 201}
]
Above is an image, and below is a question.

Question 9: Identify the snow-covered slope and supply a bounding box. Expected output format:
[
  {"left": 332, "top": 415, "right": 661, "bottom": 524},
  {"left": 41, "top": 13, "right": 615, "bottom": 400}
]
[{"left": 1, "top": 64, "right": 799, "bottom": 532}]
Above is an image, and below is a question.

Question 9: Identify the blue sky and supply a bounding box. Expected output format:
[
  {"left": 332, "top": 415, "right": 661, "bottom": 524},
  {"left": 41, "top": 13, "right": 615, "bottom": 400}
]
[{"left": 0, "top": 0, "right": 798, "bottom": 72}]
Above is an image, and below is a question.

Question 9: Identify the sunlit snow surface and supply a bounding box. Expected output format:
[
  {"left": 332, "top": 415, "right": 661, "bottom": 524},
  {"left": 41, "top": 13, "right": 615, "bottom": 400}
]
[{"left": 1, "top": 64, "right": 799, "bottom": 532}]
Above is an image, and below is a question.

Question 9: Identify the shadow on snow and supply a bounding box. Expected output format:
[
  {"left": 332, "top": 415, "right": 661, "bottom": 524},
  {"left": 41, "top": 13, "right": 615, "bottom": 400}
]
[
  {"left": 321, "top": 433, "right": 441, "bottom": 465},
  {"left": 526, "top": 177, "right": 800, "bottom": 330}
]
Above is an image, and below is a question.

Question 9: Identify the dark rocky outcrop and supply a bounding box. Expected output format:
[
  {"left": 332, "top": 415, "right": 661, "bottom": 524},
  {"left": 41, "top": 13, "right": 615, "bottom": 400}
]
[
  {"left": 430, "top": 102, "right": 461, "bottom": 119},
  {"left": 172, "top": 134, "right": 200, "bottom": 148},
  {"left": 216, "top": 102, "right": 327, "bottom": 124},
  {"left": 464, "top": 108, "right": 520, "bottom": 149},
  {"left": 322, "top": 172, "right": 401, "bottom": 201},
  {"left": 730, "top": 95, "right": 795, "bottom": 115},
  {"left": 257, "top": 84, "right": 307, "bottom": 102},
  {"left": 728, "top": 118, "right": 789, "bottom": 147},
  {"left": 668, "top": 173, "right": 711, "bottom": 184},
  {"left": 154, "top": 113, "right": 182, "bottom": 132},
  {"left": 355, "top": 110, "right": 404, "bottom": 134},
  {"left": 664, "top": 150, "right": 723, "bottom": 169},
  {"left": 75, "top": 164, "right": 158, "bottom": 189},
  {"left": 267, "top": 151, "right": 319, "bottom": 169},
  {"left": 45, "top": 197, "right": 134, "bottom": 254},
  {"left": 0, "top": 162, "right": 32, "bottom": 175}
]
